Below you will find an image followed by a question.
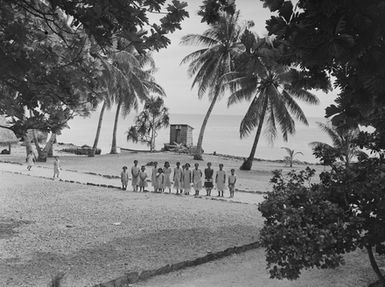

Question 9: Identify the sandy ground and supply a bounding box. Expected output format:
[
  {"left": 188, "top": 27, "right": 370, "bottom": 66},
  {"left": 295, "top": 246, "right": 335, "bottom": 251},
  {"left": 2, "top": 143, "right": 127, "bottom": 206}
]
[
  {"left": 0, "top": 172, "right": 261, "bottom": 287},
  {"left": 134, "top": 248, "right": 380, "bottom": 287},
  {"left": 0, "top": 162, "right": 266, "bottom": 204},
  {"left": 1, "top": 144, "right": 327, "bottom": 193},
  {"left": 2, "top": 145, "right": 373, "bottom": 287}
]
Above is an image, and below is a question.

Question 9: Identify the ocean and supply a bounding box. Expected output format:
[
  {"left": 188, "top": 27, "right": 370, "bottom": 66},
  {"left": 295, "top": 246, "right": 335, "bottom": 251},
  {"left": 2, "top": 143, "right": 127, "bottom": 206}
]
[{"left": 59, "top": 110, "right": 329, "bottom": 163}]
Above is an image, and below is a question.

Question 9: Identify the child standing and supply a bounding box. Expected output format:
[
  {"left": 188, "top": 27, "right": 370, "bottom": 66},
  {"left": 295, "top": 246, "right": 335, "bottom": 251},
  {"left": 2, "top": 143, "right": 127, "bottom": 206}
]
[
  {"left": 120, "top": 166, "right": 129, "bottom": 190},
  {"left": 215, "top": 163, "right": 226, "bottom": 197},
  {"left": 151, "top": 162, "right": 158, "bottom": 192},
  {"left": 182, "top": 163, "right": 192, "bottom": 195},
  {"left": 228, "top": 168, "right": 237, "bottom": 198},
  {"left": 156, "top": 168, "right": 165, "bottom": 192},
  {"left": 163, "top": 162, "right": 172, "bottom": 193},
  {"left": 173, "top": 162, "right": 183, "bottom": 194},
  {"left": 192, "top": 163, "right": 203, "bottom": 196},
  {"left": 138, "top": 166, "right": 148, "bottom": 192},
  {"left": 131, "top": 160, "right": 140, "bottom": 192},
  {"left": 53, "top": 156, "right": 61, "bottom": 179},
  {"left": 204, "top": 162, "right": 214, "bottom": 196},
  {"left": 26, "top": 151, "right": 35, "bottom": 171}
]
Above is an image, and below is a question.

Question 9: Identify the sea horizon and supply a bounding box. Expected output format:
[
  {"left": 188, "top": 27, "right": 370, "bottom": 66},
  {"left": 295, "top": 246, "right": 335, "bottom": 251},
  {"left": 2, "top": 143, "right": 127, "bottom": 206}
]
[{"left": 59, "top": 111, "right": 330, "bottom": 164}]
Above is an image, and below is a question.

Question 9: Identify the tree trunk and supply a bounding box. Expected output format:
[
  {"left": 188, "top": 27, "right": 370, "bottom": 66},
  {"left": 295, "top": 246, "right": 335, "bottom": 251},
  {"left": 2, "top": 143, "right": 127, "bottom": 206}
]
[
  {"left": 150, "top": 115, "right": 155, "bottom": 152},
  {"left": 240, "top": 98, "right": 268, "bottom": 170},
  {"left": 194, "top": 94, "right": 219, "bottom": 160},
  {"left": 45, "top": 133, "right": 56, "bottom": 159},
  {"left": 89, "top": 100, "right": 107, "bottom": 157},
  {"left": 23, "top": 134, "right": 33, "bottom": 156},
  {"left": 47, "top": 133, "right": 56, "bottom": 157},
  {"left": 110, "top": 100, "right": 122, "bottom": 154},
  {"left": 367, "top": 245, "right": 385, "bottom": 286},
  {"left": 33, "top": 132, "right": 56, "bottom": 162},
  {"left": 31, "top": 130, "right": 44, "bottom": 161}
]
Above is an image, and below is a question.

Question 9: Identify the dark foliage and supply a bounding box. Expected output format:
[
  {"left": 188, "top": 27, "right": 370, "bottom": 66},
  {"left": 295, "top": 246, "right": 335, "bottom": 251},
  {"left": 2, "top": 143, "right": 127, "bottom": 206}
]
[
  {"left": 260, "top": 0, "right": 385, "bottom": 147},
  {"left": 198, "top": 0, "right": 236, "bottom": 24},
  {"left": 259, "top": 159, "right": 385, "bottom": 283}
]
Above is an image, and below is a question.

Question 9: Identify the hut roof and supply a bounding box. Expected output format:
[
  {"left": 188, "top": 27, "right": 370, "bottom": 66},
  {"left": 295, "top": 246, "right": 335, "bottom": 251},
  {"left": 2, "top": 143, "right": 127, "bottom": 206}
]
[
  {"left": 170, "top": 124, "right": 194, "bottom": 129},
  {"left": 0, "top": 117, "right": 18, "bottom": 144}
]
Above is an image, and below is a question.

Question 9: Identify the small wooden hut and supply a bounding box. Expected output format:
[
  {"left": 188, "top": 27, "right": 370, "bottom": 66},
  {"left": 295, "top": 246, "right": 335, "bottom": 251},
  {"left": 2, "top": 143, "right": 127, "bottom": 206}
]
[
  {"left": 0, "top": 118, "right": 18, "bottom": 154},
  {"left": 169, "top": 124, "right": 194, "bottom": 147}
]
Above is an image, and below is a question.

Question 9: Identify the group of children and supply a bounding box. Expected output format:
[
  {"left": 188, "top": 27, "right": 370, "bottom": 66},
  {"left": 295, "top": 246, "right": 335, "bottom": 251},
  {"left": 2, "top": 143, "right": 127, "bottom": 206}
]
[
  {"left": 120, "top": 161, "right": 237, "bottom": 198},
  {"left": 26, "top": 152, "right": 61, "bottom": 180}
]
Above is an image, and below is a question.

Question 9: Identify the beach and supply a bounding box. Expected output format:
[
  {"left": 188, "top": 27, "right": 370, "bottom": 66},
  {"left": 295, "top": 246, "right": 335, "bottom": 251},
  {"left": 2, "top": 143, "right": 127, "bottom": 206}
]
[
  {"left": 0, "top": 149, "right": 381, "bottom": 287},
  {"left": 59, "top": 113, "right": 329, "bottom": 163},
  {"left": 2, "top": 143, "right": 327, "bottom": 194}
]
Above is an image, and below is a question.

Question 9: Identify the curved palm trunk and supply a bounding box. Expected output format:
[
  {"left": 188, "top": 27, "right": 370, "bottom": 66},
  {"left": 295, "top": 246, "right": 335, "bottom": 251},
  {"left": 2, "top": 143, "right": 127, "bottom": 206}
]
[
  {"left": 110, "top": 100, "right": 122, "bottom": 154},
  {"left": 194, "top": 94, "right": 219, "bottom": 160},
  {"left": 47, "top": 133, "right": 56, "bottom": 158},
  {"left": 240, "top": 98, "right": 268, "bottom": 170},
  {"left": 23, "top": 134, "right": 33, "bottom": 156},
  {"left": 367, "top": 245, "right": 385, "bottom": 286},
  {"left": 33, "top": 132, "right": 56, "bottom": 162},
  {"left": 150, "top": 115, "right": 156, "bottom": 152},
  {"left": 89, "top": 100, "right": 107, "bottom": 157}
]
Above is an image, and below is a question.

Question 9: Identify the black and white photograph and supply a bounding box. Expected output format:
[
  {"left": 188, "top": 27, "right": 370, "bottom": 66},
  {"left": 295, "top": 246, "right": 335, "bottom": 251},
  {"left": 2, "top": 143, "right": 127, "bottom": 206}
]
[{"left": 1, "top": 0, "right": 385, "bottom": 286}]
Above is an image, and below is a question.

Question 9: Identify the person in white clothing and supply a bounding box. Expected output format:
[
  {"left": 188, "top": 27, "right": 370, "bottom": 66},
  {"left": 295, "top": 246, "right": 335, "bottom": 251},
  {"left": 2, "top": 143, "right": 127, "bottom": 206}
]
[
  {"left": 131, "top": 160, "right": 140, "bottom": 192},
  {"left": 163, "top": 161, "right": 172, "bottom": 193},
  {"left": 215, "top": 163, "right": 226, "bottom": 197},
  {"left": 138, "top": 166, "right": 148, "bottom": 192},
  {"left": 192, "top": 163, "right": 203, "bottom": 196},
  {"left": 228, "top": 168, "right": 237, "bottom": 198},
  {"left": 53, "top": 156, "right": 61, "bottom": 179},
  {"left": 151, "top": 162, "right": 158, "bottom": 192},
  {"left": 173, "top": 162, "right": 183, "bottom": 194},
  {"left": 182, "top": 163, "right": 192, "bottom": 195}
]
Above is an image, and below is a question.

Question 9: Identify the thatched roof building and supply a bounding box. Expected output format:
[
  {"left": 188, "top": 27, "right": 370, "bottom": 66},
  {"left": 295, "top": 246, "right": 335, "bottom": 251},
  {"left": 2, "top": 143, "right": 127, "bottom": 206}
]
[{"left": 0, "top": 117, "right": 18, "bottom": 154}]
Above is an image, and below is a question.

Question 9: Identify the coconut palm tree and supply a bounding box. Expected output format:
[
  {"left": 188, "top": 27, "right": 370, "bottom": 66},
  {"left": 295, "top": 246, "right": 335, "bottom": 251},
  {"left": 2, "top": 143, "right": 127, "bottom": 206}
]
[
  {"left": 89, "top": 97, "right": 113, "bottom": 157},
  {"left": 309, "top": 122, "right": 364, "bottom": 166},
  {"left": 181, "top": 11, "right": 244, "bottom": 160},
  {"left": 98, "top": 45, "right": 165, "bottom": 154},
  {"left": 281, "top": 147, "right": 303, "bottom": 167},
  {"left": 227, "top": 35, "right": 322, "bottom": 170},
  {"left": 110, "top": 52, "right": 165, "bottom": 154}
]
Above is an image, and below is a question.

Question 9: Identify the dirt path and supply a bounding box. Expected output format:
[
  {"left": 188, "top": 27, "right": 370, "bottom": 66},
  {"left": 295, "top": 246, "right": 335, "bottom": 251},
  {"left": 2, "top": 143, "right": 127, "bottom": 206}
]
[
  {"left": 0, "top": 161, "right": 266, "bottom": 205},
  {"left": 0, "top": 172, "right": 261, "bottom": 287},
  {"left": 134, "top": 248, "right": 379, "bottom": 287}
]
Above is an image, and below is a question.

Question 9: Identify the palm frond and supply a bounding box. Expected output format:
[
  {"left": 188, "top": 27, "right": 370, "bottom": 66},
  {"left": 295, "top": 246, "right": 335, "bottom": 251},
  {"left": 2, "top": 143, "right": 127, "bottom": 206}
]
[
  {"left": 240, "top": 94, "right": 267, "bottom": 138},
  {"left": 316, "top": 122, "right": 342, "bottom": 147},
  {"left": 180, "top": 48, "right": 209, "bottom": 65},
  {"left": 281, "top": 147, "right": 293, "bottom": 156},
  {"left": 180, "top": 34, "right": 219, "bottom": 47},
  {"left": 268, "top": 85, "right": 295, "bottom": 141},
  {"left": 281, "top": 90, "right": 309, "bottom": 125},
  {"left": 283, "top": 84, "right": 319, "bottom": 105}
]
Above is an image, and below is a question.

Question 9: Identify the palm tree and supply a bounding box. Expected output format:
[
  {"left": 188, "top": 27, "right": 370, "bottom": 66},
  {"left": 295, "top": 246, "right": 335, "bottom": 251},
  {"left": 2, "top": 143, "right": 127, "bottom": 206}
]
[
  {"left": 181, "top": 11, "right": 244, "bottom": 160},
  {"left": 227, "top": 35, "right": 321, "bottom": 170},
  {"left": 98, "top": 46, "right": 165, "bottom": 154},
  {"left": 309, "top": 122, "right": 364, "bottom": 166},
  {"left": 89, "top": 97, "right": 113, "bottom": 157},
  {"left": 281, "top": 147, "right": 303, "bottom": 167}
]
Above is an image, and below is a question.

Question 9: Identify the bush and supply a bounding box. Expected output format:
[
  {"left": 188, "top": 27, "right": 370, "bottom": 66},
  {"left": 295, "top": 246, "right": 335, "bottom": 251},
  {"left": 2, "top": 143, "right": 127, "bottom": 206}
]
[{"left": 259, "top": 163, "right": 385, "bottom": 284}]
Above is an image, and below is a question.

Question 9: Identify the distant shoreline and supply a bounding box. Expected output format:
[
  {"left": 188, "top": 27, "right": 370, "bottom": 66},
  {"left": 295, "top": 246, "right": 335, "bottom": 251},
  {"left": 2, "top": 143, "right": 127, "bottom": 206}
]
[
  {"left": 58, "top": 142, "right": 320, "bottom": 166},
  {"left": 211, "top": 152, "right": 320, "bottom": 166}
]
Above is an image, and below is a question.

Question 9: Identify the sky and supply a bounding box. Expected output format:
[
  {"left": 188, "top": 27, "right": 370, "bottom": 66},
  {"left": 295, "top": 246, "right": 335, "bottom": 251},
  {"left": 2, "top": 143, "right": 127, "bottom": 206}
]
[{"left": 150, "top": 0, "right": 337, "bottom": 117}]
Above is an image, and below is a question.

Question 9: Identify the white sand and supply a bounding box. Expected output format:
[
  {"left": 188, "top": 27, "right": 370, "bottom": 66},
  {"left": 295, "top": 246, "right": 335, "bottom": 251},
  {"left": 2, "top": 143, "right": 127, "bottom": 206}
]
[
  {"left": 134, "top": 248, "right": 379, "bottom": 287},
  {"left": 0, "top": 172, "right": 261, "bottom": 287}
]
